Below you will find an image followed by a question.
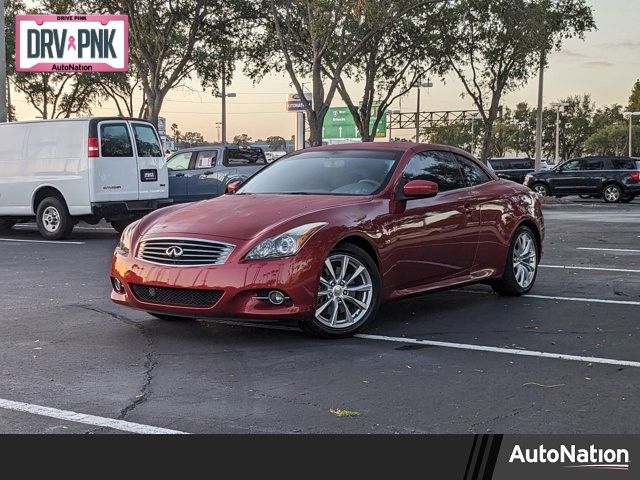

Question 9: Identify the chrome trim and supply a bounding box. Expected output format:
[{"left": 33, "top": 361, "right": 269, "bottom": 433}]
[{"left": 136, "top": 237, "right": 236, "bottom": 267}]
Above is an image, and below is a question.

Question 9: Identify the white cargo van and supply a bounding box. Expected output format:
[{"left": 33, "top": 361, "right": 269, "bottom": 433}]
[{"left": 0, "top": 117, "right": 171, "bottom": 239}]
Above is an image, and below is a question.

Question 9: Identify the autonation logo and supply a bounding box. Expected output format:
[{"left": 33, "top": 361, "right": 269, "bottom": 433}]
[{"left": 509, "top": 444, "right": 630, "bottom": 471}]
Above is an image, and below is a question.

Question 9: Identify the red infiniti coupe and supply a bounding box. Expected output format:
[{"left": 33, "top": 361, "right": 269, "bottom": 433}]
[{"left": 111, "top": 143, "right": 544, "bottom": 338}]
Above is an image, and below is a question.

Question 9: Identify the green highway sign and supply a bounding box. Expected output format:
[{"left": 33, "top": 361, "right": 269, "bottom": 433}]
[{"left": 323, "top": 105, "right": 386, "bottom": 139}]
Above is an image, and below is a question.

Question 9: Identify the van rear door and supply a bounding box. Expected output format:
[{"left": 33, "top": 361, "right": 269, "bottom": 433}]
[
  {"left": 94, "top": 120, "right": 139, "bottom": 202},
  {"left": 130, "top": 121, "right": 168, "bottom": 200}
]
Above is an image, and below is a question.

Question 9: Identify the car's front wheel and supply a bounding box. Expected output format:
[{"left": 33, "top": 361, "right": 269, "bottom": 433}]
[
  {"left": 300, "top": 243, "right": 380, "bottom": 338},
  {"left": 492, "top": 225, "right": 539, "bottom": 296}
]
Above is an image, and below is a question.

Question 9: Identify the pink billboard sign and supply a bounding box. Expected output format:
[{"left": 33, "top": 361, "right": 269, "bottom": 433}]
[{"left": 16, "top": 14, "right": 129, "bottom": 73}]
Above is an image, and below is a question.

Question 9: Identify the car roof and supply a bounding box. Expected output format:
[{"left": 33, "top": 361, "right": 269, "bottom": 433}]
[
  {"left": 172, "top": 145, "right": 263, "bottom": 153},
  {"left": 298, "top": 142, "right": 477, "bottom": 159}
]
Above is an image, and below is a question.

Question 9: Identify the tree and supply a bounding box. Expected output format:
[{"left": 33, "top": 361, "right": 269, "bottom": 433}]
[
  {"left": 95, "top": 70, "right": 146, "bottom": 117},
  {"left": 629, "top": 79, "right": 640, "bottom": 112},
  {"left": 181, "top": 131, "right": 206, "bottom": 147},
  {"left": 585, "top": 124, "right": 639, "bottom": 156},
  {"left": 430, "top": 0, "right": 595, "bottom": 162},
  {"left": 426, "top": 123, "right": 475, "bottom": 151},
  {"left": 90, "top": 0, "right": 258, "bottom": 126},
  {"left": 4, "top": 0, "right": 26, "bottom": 121},
  {"left": 170, "top": 123, "right": 181, "bottom": 145},
  {"left": 250, "top": 0, "right": 441, "bottom": 146},
  {"left": 233, "top": 133, "right": 252, "bottom": 146},
  {"left": 331, "top": 1, "right": 438, "bottom": 141},
  {"left": 14, "top": 73, "right": 101, "bottom": 119},
  {"left": 266, "top": 135, "right": 287, "bottom": 150}
]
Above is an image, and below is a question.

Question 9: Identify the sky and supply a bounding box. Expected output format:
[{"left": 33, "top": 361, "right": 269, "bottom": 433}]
[{"left": 12, "top": 0, "right": 640, "bottom": 142}]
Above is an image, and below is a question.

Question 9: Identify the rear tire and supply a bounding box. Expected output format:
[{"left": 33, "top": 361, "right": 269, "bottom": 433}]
[
  {"left": 148, "top": 312, "right": 195, "bottom": 321},
  {"left": 299, "top": 243, "right": 380, "bottom": 339},
  {"left": 0, "top": 218, "right": 17, "bottom": 231},
  {"left": 492, "top": 225, "right": 539, "bottom": 297},
  {"left": 602, "top": 183, "right": 622, "bottom": 203},
  {"left": 35, "top": 196, "right": 75, "bottom": 240}
]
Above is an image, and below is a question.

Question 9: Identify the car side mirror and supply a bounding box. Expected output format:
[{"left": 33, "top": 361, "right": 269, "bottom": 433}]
[
  {"left": 402, "top": 179, "right": 439, "bottom": 199},
  {"left": 226, "top": 180, "right": 242, "bottom": 194}
]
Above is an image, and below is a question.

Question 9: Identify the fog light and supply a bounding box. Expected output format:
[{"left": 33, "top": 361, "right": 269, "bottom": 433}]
[
  {"left": 268, "top": 290, "right": 286, "bottom": 305},
  {"left": 111, "top": 277, "right": 124, "bottom": 294}
]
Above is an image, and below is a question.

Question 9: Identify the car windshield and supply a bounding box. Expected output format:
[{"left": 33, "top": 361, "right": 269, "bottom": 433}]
[{"left": 237, "top": 149, "right": 400, "bottom": 195}]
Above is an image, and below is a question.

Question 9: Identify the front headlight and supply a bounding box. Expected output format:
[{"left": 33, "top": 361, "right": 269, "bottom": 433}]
[
  {"left": 245, "top": 222, "right": 328, "bottom": 260},
  {"left": 116, "top": 220, "right": 140, "bottom": 255}
]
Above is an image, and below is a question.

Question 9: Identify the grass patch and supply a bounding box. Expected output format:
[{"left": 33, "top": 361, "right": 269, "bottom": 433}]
[{"left": 330, "top": 408, "right": 360, "bottom": 418}]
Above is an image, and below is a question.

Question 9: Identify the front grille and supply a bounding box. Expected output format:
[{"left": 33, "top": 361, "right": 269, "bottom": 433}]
[
  {"left": 130, "top": 284, "right": 223, "bottom": 307},
  {"left": 136, "top": 237, "right": 235, "bottom": 266}
]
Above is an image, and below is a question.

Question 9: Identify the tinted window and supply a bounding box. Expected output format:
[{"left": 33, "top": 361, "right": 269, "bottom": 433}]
[
  {"left": 239, "top": 150, "right": 399, "bottom": 195},
  {"left": 508, "top": 158, "right": 534, "bottom": 169},
  {"left": 132, "top": 124, "right": 162, "bottom": 157},
  {"left": 561, "top": 159, "right": 581, "bottom": 171},
  {"left": 584, "top": 158, "right": 605, "bottom": 170},
  {"left": 227, "top": 148, "right": 267, "bottom": 166},
  {"left": 488, "top": 159, "right": 505, "bottom": 170},
  {"left": 100, "top": 123, "right": 133, "bottom": 157},
  {"left": 195, "top": 150, "right": 217, "bottom": 169},
  {"left": 453, "top": 154, "right": 492, "bottom": 187},
  {"left": 403, "top": 152, "right": 465, "bottom": 192},
  {"left": 167, "top": 152, "right": 191, "bottom": 171},
  {"left": 612, "top": 158, "right": 636, "bottom": 170}
]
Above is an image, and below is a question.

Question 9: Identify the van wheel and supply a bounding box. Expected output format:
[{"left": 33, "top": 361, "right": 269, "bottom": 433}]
[
  {"left": 111, "top": 219, "right": 132, "bottom": 234},
  {"left": 36, "top": 197, "right": 75, "bottom": 240},
  {"left": 0, "top": 218, "right": 17, "bottom": 231}
]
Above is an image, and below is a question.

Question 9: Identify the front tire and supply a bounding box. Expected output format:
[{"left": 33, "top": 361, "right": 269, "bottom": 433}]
[
  {"left": 0, "top": 218, "right": 17, "bottom": 231},
  {"left": 299, "top": 243, "right": 380, "bottom": 339},
  {"left": 531, "top": 183, "right": 550, "bottom": 197},
  {"left": 492, "top": 225, "right": 539, "bottom": 296},
  {"left": 602, "top": 184, "right": 622, "bottom": 203},
  {"left": 35, "top": 197, "right": 75, "bottom": 240}
]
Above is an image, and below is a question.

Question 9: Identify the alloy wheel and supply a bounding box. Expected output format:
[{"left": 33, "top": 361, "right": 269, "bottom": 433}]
[
  {"left": 532, "top": 184, "right": 548, "bottom": 196},
  {"left": 315, "top": 254, "right": 373, "bottom": 329},
  {"left": 512, "top": 231, "right": 537, "bottom": 289},
  {"left": 603, "top": 185, "right": 621, "bottom": 203}
]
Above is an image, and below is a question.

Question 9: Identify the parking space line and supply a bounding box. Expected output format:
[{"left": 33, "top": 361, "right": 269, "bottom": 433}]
[
  {"left": 524, "top": 294, "right": 640, "bottom": 306},
  {"left": 0, "top": 238, "right": 85, "bottom": 245},
  {"left": 15, "top": 225, "right": 115, "bottom": 232},
  {"left": 355, "top": 334, "right": 640, "bottom": 368},
  {"left": 577, "top": 247, "right": 640, "bottom": 253},
  {"left": 541, "top": 265, "right": 640, "bottom": 274},
  {"left": 202, "top": 320, "right": 640, "bottom": 368},
  {"left": 0, "top": 398, "right": 187, "bottom": 434}
]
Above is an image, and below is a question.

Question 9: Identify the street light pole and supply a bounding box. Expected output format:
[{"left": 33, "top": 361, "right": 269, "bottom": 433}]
[
  {"left": 534, "top": 51, "right": 546, "bottom": 171},
  {"left": 216, "top": 63, "right": 236, "bottom": 145},
  {"left": 0, "top": 0, "right": 7, "bottom": 123},
  {"left": 551, "top": 101, "right": 569, "bottom": 164},
  {"left": 625, "top": 112, "right": 640, "bottom": 156},
  {"left": 415, "top": 78, "right": 433, "bottom": 143}
]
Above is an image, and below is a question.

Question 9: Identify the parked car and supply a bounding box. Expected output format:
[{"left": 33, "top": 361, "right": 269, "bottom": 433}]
[
  {"left": 0, "top": 117, "right": 170, "bottom": 239},
  {"left": 524, "top": 156, "right": 640, "bottom": 203},
  {"left": 488, "top": 157, "right": 550, "bottom": 184},
  {"left": 111, "top": 143, "right": 544, "bottom": 338},
  {"left": 166, "top": 145, "right": 268, "bottom": 203}
]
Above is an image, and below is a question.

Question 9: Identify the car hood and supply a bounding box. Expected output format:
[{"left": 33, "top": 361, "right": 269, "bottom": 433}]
[{"left": 138, "top": 194, "right": 372, "bottom": 241}]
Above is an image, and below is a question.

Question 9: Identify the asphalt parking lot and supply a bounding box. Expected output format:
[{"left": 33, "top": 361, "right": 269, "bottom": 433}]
[{"left": 1, "top": 197, "right": 639, "bottom": 434}]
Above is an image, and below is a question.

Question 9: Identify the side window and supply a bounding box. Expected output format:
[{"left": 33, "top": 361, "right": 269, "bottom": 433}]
[
  {"left": 166, "top": 152, "right": 191, "bottom": 171},
  {"left": 561, "top": 160, "right": 581, "bottom": 171},
  {"left": 195, "top": 150, "right": 217, "bottom": 169},
  {"left": 509, "top": 159, "right": 534, "bottom": 169},
  {"left": 227, "top": 149, "right": 267, "bottom": 166},
  {"left": 132, "top": 123, "right": 162, "bottom": 157},
  {"left": 453, "top": 154, "right": 492, "bottom": 187},
  {"left": 584, "top": 158, "right": 605, "bottom": 170},
  {"left": 488, "top": 159, "right": 503, "bottom": 170},
  {"left": 402, "top": 152, "right": 465, "bottom": 192},
  {"left": 100, "top": 123, "right": 133, "bottom": 157},
  {"left": 612, "top": 158, "right": 635, "bottom": 170}
]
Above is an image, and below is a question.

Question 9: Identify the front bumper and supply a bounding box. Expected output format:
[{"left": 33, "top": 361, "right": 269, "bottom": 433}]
[{"left": 110, "top": 248, "right": 322, "bottom": 320}]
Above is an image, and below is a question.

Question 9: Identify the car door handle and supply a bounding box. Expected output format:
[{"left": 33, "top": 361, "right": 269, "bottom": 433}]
[{"left": 202, "top": 171, "right": 213, "bottom": 175}]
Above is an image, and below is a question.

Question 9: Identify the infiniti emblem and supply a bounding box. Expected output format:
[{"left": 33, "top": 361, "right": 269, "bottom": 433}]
[{"left": 165, "top": 246, "right": 184, "bottom": 258}]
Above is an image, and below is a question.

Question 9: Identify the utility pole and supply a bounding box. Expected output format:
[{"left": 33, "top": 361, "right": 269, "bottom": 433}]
[
  {"left": 625, "top": 112, "right": 640, "bottom": 157},
  {"left": 216, "top": 63, "right": 236, "bottom": 145},
  {"left": 534, "top": 52, "right": 546, "bottom": 171},
  {"left": 551, "top": 101, "right": 569, "bottom": 164},
  {"left": 0, "top": 0, "right": 7, "bottom": 123},
  {"left": 414, "top": 78, "right": 433, "bottom": 143}
]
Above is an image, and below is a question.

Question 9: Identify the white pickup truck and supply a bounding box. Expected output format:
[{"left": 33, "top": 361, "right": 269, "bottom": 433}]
[{"left": 0, "top": 117, "right": 171, "bottom": 239}]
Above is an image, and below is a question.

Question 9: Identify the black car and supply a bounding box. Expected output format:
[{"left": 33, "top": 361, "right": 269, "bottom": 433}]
[
  {"left": 166, "top": 145, "right": 267, "bottom": 203},
  {"left": 488, "top": 157, "right": 549, "bottom": 184},
  {"left": 524, "top": 156, "right": 640, "bottom": 203}
]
